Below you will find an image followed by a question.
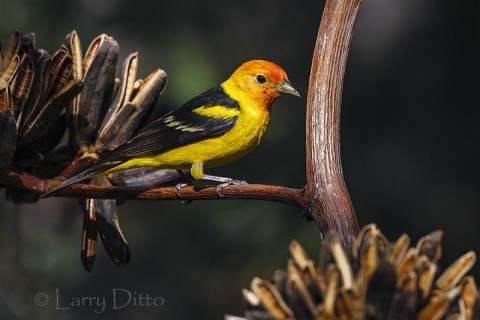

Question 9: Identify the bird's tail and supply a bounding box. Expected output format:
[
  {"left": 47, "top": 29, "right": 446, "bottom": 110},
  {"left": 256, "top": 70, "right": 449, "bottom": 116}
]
[{"left": 41, "top": 161, "right": 119, "bottom": 198}]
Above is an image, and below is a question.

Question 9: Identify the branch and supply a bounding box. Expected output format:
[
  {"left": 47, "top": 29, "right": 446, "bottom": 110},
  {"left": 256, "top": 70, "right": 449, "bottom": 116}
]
[
  {"left": 304, "top": 0, "right": 361, "bottom": 249},
  {"left": 0, "top": 170, "right": 306, "bottom": 208}
]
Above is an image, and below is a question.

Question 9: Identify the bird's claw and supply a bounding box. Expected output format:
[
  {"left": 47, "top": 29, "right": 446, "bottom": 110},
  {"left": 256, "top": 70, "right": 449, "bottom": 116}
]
[
  {"left": 215, "top": 180, "right": 248, "bottom": 197},
  {"left": 175, "top": 183, "right": 192, "bottom": 205}
]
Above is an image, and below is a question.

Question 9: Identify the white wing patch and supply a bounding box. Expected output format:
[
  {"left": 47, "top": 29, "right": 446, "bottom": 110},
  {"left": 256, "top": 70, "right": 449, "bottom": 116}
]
[{"left": 163, "top": 116, "right": 204, "bottom": 132}]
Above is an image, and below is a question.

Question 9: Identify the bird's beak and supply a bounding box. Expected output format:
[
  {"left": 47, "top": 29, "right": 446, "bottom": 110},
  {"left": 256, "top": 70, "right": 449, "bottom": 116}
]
[{"left": 273, "top": 80, "right": 300, "bottom": 97}]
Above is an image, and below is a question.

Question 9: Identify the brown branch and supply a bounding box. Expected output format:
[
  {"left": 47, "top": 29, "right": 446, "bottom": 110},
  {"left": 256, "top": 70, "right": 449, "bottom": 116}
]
[
  {"left": 305, "top": 0, "right": 361, "bottom": 249},
  {"left": 0, "top": 170, "right": 306, "bottom": 208},
  {"left": 58, "top": 184, "right": 306, "bottom": 207}
]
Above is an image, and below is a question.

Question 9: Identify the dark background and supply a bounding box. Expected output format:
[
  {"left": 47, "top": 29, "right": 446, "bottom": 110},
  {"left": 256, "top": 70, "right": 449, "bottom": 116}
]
[{"left": 0, "top": 0, "right": 479, "bottom": 319}]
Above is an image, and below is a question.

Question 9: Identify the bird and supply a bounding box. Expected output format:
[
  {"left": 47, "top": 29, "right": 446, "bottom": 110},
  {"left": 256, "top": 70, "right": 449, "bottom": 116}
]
[{"left": 42, "top": 59, "right": 299, "bottom": 198}]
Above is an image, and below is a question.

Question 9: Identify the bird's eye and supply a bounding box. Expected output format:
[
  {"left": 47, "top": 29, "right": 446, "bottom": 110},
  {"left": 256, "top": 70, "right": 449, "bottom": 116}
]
[{"left": 256, "top": 74, "right": 267, "bottom": 84}]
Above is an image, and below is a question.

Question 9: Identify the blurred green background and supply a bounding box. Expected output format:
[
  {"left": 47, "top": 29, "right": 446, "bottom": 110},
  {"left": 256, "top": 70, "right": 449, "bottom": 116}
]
[{"left": 0, "top": 0, "right": 479, "bottom": 319}]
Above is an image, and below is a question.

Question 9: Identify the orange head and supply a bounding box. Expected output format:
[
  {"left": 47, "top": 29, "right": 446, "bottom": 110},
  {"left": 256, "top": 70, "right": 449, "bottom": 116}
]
[{"left": 223, "top": 60, "right": 300, "bottom": 107}]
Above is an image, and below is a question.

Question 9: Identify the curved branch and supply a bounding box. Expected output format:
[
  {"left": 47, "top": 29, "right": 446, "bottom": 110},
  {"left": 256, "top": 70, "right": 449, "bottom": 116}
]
[
  {"left": 59, "top": 184, "right": 306, "bottom": 207},
  {"left": 305, "top": 0, "right": 361, "bottom": 249},
  {"left": 0, "top": 170, "right": 306, "bottom": 208}
]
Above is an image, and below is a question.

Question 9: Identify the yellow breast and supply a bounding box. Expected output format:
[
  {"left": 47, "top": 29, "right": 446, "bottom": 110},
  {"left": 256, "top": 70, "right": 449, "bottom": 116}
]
[{"left": 109, "top": 84, "right": 272, "bottom": 173}]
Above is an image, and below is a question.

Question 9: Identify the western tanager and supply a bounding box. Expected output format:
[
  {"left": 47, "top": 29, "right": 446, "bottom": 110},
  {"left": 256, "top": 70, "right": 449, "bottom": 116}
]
[{"left": 43, "top": 60, "right": 299, "bottom": 197}]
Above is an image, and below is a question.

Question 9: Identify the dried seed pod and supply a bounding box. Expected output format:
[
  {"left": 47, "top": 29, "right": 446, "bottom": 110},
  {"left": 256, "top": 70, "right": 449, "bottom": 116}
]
[
  {"left": 397, "top": 271, "right": 417, "bottom": 294},
  {"left": 64, "top": 31, "right": 82, "bottom": 80},
  {"left": 290, "top": 240, "right": 317, "bottom": 281},
  {"left": 325, "top": 233, "right": 354, "bottom": 291},
  {"left": 436, "top": 251, "right": 476, "bottom": 291},
  {"left": 321, "top": 264, "right": 339, "bottom": 318},
  {"left": 12, "top": 54, "right": 34, "bottom": 123},
  {"left": 417, "top": 259, "right": 437, "bottom": 300},
  {"left": 419, "top": 286, "right": 461, "bottom": 320},
  {"left": 358, "top": 237, "right": 378, "bottom": 282},
  {"left": 285, "top": 273, "right": 318, "bottom": 318},
  {"left": 107, "top": 52, "right": 138, "bottom": 117},
  {"left": 0, "top": 99, "right": 17, "bottom": 168},
  {"left": 106, "top": 70, "right": 167, "bottom": 148},
  {"left": 416, "top": 230, "right": 443, "bottom": 263},
  {"left": 290, "top": 240, "right": 310, "bottom": 269},
  {"left": 396, "top": 248, "right": 416, "bottom": 284},
  {"left": 131, "top": 68, "right": 167, "bottom": 106},
  {"left": 0, "top": 84, "right": 13, "bottom": 112},
  {"left": 389, "top": 233, "right": 410, "bottom": 265},
  {"left": 70, "top": 34, "right": 119, "bottom": 149},
  {"left": 20, "top": 78, "right": 82, "bottom": 144},
  {"left": 251, "top": 277, "right": 294, "bottom": 319},
  {"left": 1, "top": 31, "right": 21, "bottom": 72},
  {"left": 81, "top": 176, "right": 130, "bottom": 270},
  {"left": 0, "top": 55, "right": 19, "bottom": 88},
  {"left": 16, "top": 43, "right": 82, "bottom": 145},
  {"left": 96, "top": 198, "right": 131, "bottom": 268},
  {"left": 81, "top": 198, "right": 99, "bottom": 272},
  {"left": 18, "top": 49, "right": 50, "bottom": 126},
  {"left": 95, "top": 61, "right": 167, "bottom": 151},
  {"left": 128, "top": 68, "right": 167, "bottom": 129},
  {"left": 242, "top": 288, "right": 261, "bottom": 309},
  {"left": 64, "top": 31, "right": 83, "bottom": 143},
  {"left": 459, "top": 276, "right": 477, "bottom": 320},
  {"left": 94, "top": 52, "right": 139, "bottom": 150},
  {"left": 287, "top": 258, "right": 302, "bottom": 282},
  {"left": 48, "top": 46, "right": 74, "bottom": 96},
  {"left": 353, "top": 224, "right": 388, "bottom": 262}
]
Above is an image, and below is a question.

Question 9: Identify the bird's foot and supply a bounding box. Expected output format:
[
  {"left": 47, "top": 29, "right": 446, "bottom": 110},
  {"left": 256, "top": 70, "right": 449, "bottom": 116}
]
[
  {"left": 200, "top": 174, "right": 248, "bottom": 197},
  {"left": 175, "top": 182, "right": 192, "bottom": 205},
  {"left": 215, "top": 179, "right": 248, "bottom": 197}
]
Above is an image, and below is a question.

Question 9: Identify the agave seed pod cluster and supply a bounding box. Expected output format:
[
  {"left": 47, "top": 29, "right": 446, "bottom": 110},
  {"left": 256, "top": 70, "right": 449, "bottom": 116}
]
[
  {"left": 62, "top": 31, "right": 167, "bottom": 173},
  {"left": 227, "top": 224, "right": 479, "bottom": 320},
  {"left": 0, "top": 31, "right": 82, "bottom": 173},
  {"left": 62, "top": 31, "right": 167, "bottom": 272},
  {"left": 0, "top": 30, "right": 169, "bottom": 271}
]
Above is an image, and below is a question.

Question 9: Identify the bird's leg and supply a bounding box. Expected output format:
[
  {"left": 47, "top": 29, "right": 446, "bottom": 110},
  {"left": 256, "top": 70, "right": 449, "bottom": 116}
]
[
  {"left": 201, "top": 174, "right": 248, "bottom": 197},
  {"left": 175, "top": 169, "right": 193, "bottom": 204},
  {"left": 190, "top": 162, "right": 248, "bottom": 196}
]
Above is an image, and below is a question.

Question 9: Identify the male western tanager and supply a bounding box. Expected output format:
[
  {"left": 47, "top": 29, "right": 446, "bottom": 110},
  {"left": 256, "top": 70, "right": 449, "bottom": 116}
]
[{"left": 43, "top": 60, "right": 299, "bottom": 197}]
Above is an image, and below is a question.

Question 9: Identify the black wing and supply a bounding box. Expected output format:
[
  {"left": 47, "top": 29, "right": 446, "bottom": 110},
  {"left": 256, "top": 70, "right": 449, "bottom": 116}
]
[
  {"left": 41, "top": 86, "right": 240, "bottom": 198},
  {"left": 99, "top": 85, "right": 240, "bottom": 163}
]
